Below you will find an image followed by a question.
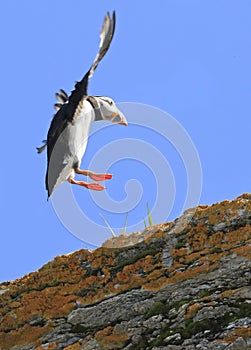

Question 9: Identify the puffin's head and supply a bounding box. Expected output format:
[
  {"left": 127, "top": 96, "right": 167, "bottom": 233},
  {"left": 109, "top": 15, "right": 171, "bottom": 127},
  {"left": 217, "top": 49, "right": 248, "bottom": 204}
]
[{"left": 93, "top": 96, "right": 128, "bottom": 126}]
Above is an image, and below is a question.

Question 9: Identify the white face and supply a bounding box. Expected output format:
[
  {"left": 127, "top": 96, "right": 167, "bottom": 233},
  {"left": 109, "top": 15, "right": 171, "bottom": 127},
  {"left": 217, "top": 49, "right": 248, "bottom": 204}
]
[{"left": 95, "top": 96, "right": 128, "bottom": 126}]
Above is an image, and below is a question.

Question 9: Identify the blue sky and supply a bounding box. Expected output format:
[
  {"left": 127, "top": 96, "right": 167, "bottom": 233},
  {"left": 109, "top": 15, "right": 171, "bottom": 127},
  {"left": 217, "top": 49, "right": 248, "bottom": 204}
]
[{"left": 1, "top": 1, "right": 251, "bottom": 282}]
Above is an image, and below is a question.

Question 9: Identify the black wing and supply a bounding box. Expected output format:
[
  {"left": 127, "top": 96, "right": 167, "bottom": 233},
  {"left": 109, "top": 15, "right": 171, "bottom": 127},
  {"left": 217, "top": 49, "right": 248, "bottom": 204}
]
[
  {"left": 45, "top": 103, "right": 70, "bottom": 194},
  {"left": 46, "top": 104, "right": 69, "bottom": 161}
]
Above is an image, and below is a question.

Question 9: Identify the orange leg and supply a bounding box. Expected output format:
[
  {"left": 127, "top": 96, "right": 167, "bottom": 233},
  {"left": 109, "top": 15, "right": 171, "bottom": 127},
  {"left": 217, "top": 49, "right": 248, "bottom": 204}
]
[
  {"left": 68, "top": 177, "right": 105, "bottom": 191},
  {"left": 74, "top": 168, "right": 112, "bottom": 181}
]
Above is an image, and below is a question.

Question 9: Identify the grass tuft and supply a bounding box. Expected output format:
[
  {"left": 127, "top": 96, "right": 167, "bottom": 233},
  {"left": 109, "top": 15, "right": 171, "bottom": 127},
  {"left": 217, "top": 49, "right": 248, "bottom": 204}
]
[{"left": 101, "top": 203, "right": 153, "bottom": 237}]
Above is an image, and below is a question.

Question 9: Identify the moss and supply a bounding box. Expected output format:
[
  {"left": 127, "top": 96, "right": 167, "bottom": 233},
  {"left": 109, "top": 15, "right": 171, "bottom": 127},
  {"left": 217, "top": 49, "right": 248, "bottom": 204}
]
[
  {"left": 210, "top": 247, "right": 223, "bottom": 254},
  {"left": 149, "top": 315, "right": 228, "bottom": 348},
  {"left": 146, "top": 299, "right": 191, "bottom": 346},
  {"left": 180, "top": 318, "right": 220, "bottom": 338},
  {"left": 145, "top": 301, "right": 169, "bottom": 319},
  {"left": 235, "top": 302, "right": 251, "bottom": 318},
  {"left": 224, "top": 302, "right": 251, "bottom": 323},
  {"left": 133, "top": 340, "right": 148, "bottom": 350},
  {"left": 170, "top": 299, "right": 191, "bottom": 311},
  {"left": 148, "top": 324, "right": 172, "bottom": 348},
  {"left": 175, "top": 238, "right": 186, "bottom": 249},
  {"left": 198, "top": 290, "right": 211, "bottom": 298}
]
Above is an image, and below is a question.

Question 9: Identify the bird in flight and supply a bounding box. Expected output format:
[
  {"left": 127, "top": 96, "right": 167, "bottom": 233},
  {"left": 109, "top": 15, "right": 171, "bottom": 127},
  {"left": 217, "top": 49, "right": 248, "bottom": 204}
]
[{"left": 37, "top": 12, "right": 128, "bottom": 199}]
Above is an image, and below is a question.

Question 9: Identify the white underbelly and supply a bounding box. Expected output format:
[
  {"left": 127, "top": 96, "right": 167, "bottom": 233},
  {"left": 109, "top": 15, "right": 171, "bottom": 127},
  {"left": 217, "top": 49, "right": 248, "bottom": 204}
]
[{"left": 65, "top": 101, "right": 94, "bottom": 167}]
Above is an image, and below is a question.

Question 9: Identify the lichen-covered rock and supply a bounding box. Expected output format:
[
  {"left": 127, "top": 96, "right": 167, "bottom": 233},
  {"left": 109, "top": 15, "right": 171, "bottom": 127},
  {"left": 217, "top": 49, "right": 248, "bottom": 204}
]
[{"left": 0, "top": 194, "right": 251, "bottom": 349}]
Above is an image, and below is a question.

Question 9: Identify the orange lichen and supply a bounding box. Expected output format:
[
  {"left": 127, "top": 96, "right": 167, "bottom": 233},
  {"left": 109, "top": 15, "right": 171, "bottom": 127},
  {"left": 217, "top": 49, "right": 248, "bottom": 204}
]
[
  {"left": 185, "top": 302, "right": 203, "bottom": 319},
  {"left": 220, "top": 288, "right": 241, "bottom": 298},
  {"left": 143, "top": 276, "right": 169, "bottom": 290},
  {"left": 169, "top": 262, "right": 220, "bottom": 284},
  {"left": 64, "top": 342, "right": 82, "bottom": 350},
  {"left": 233, "top": 326, "right": 251, "bottom": 339},
  {"left": 95, "top": 325, "right": 128, "bottom": 349},
  {"left": 0, "top": 324, "right": 52, "bottom": 349},
  {"left": 232, "top": 245, "right": 251, "bottom": 259},
  {"left": 220, "top": 327, "right": 251, "bottom": 344},
  {"left": 95, "top": 326, "right": 114, "bottom": 339}
]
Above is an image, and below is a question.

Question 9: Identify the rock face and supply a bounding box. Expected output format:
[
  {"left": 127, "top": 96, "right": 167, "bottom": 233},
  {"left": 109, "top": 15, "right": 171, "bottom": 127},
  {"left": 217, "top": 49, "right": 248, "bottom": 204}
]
[{"left": 1, "top": 194, "right": 251, "bottom": 350}]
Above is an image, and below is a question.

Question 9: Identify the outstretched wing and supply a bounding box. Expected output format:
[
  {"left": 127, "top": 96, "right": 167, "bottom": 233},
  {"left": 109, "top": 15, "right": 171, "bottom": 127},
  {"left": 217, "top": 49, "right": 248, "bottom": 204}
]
[
  {"left": 73, "top": 11, "right": 116, "bottom": 97},
  {"left": 89, "top": 11, "right": 116, "bottom": 79}
]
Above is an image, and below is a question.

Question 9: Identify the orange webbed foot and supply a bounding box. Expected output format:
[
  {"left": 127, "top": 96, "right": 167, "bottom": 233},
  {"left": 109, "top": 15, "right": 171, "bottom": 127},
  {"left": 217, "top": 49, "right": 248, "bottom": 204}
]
[
  {"left": 69, "top": 178, "right": 105, "bottom": 191},
  {"left": 75, "top": 168, "right": 112, "bottom": 182},
  {"left": 89, "top": 173, "right": 112, "bottom": 181}
]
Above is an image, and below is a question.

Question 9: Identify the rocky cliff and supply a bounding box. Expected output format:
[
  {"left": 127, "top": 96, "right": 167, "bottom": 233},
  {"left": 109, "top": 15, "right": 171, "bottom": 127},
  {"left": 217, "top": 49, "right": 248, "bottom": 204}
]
[{"left": 0, "top": 194, "right": 251, "bottom": 350}]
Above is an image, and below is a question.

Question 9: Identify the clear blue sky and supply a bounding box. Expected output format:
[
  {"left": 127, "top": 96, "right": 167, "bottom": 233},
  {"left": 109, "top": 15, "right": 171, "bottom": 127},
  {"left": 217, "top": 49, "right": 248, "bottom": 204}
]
[{"left": 1, "top": 1, "right": 251, "bottom": 282}]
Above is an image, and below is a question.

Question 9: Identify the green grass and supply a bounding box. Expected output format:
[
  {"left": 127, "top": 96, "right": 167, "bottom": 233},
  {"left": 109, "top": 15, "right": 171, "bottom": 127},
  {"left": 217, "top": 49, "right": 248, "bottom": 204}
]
[{"left": 144, "top": 203, "right": 153, "bottom": 228}]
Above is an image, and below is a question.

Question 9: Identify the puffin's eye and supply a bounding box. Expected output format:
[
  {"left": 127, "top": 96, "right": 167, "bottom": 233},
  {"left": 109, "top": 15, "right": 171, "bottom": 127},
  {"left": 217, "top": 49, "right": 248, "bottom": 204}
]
[{"left": 108, "top": 100, "right": 113, "bottom": 105}]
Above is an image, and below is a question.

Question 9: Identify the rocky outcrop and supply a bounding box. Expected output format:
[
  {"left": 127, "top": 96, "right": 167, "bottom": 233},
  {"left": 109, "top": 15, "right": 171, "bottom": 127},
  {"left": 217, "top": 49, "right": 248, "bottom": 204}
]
[{"left": 0, "top": 194, "right": 251, "bottom": 350}]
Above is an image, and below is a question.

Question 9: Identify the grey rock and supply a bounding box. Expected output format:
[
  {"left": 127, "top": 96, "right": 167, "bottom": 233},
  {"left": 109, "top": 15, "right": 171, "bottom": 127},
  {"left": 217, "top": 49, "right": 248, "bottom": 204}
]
[
  {"left": 59, "top": 337, "right": 82, "bottom": 349},
  {"left": 81, "top": 339, "right": 100, "bottom": 350},
  {"left": 164, "top": 333, "right": 181, "bottom": 344},
  {"left": 143, "top": 315, "right": 163, "bottom": 330},
  {"left": 68, "top": 289, "right": 153, "bottom": 329},
  {"left": 182, "top": 338, "right": 195, "bottom": 346},
  {"left": 29, "top": 314, "right": 46, "bottom": 327},
  {"left": 168, "top": 308, "right": 178, "bottom": 319},
  {"left": 213, "top": 222, "right": 226, "bottom": 231},
  {"left": 131, "top": 334, "right": 144, "bottom": 344},
  {"left": 0, "top": 288, "right": 9, "bottom": 295},
  {"left": 225, "top": 317, "right": 251, "bottom": 329},
  {"left": 194, "top": 305, "right": 235, "bottom": 322},
  {"left": 246, "top": 338, "right": 251, "bottom": 346},
  {"left": 122, "top": 344, "right": 135, "bottom": 350},
  {"left": 153, "top": 345, "right": 181, "bottom": 350},
  {"left": 11, "top": 346, "right": 35, "bottom": 350},
  {"left": 162, "top": 251, "right": 174, "bottom": 268},
  {"left": 225, "top": 337, "right": 248, "bottom": 349}
]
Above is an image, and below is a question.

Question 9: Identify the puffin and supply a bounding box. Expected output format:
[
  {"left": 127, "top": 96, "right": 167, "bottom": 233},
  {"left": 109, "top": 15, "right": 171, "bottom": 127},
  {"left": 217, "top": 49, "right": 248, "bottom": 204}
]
[{"left": 37, "top": 11, "right": 128, "bottom": 198}]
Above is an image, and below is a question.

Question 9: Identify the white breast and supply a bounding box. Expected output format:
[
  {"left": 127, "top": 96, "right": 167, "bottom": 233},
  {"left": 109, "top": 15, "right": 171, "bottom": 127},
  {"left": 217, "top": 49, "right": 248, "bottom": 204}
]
[{"left": 67, "top": 100, "right": 95, "bottom": 166}]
